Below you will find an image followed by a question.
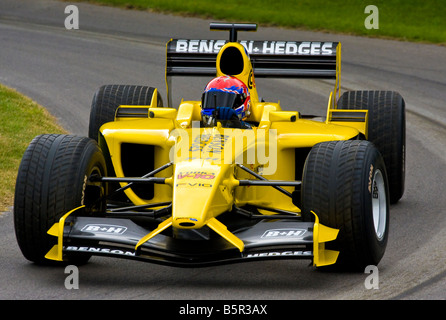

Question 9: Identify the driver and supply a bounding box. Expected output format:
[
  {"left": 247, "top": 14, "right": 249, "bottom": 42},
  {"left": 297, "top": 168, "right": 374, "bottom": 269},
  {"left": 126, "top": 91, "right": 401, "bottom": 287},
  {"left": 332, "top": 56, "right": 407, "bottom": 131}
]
[{"left": 201, "top": 76, "right": 251, "bottom": 128}]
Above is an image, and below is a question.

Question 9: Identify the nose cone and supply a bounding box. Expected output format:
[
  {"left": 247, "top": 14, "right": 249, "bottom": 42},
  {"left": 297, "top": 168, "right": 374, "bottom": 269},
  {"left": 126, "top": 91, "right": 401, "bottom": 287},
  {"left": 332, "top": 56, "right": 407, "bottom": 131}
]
[{"left": 172, "top": 160, "right": 233, "bottom": 229}]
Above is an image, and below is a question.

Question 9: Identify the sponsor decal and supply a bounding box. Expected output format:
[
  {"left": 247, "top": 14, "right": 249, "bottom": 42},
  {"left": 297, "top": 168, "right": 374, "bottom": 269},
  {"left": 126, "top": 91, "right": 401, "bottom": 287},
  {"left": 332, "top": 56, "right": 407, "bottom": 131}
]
[
  {"left": 246, "top": 251, "right": 312, "bottom": 258},
  {"left": 175, "top": 169, "right": 215, "bottom": 187},
  {"left": 64, "top": 246, "right": 311, "bottom": 261},
  {"left": 172, "top": 40, "right": 335, "bottom": 56},
  {"left": 81, "top": 224, "right": 127, "bottom": 234},
  {"left": 65, "top": 246, "right": 135, "bottom": 256},
  {"left": 174, "top": 39, "right": 227, "bottom": 54},
  {"left": 177, "top": 171, "right": 216, "bottom": 180},
  {"left": 247, "top": 69, "right": 255, "bottom": 89},
  {"left": 175, "top": 182, "right": 213, "bottom": 188},
  {"left": 170, "top": 125, "right": 278, "bottom": 175},
  {"left": 189, "top": 134, "right": 228, "bottom": 154},
  {"left": 368, "top": 164, "right": 374, "bottom": 193},
  {"left": 261, "top": 228, "right": 306, "bottom": 239}
]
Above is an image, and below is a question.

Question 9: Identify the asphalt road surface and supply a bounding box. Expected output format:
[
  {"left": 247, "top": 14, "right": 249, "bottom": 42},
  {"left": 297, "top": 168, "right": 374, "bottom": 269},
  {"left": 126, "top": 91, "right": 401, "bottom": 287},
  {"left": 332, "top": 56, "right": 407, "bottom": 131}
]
[{"left": 1, "top": 0, "right": 445, "bottom": 300}]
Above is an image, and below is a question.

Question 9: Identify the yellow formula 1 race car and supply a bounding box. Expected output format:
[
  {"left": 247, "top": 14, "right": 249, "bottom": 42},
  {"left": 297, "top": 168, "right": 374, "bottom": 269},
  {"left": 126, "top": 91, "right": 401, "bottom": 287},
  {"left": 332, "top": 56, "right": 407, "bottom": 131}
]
[{"left": 14, "top": 23, "right": 405, "bottom": 271}]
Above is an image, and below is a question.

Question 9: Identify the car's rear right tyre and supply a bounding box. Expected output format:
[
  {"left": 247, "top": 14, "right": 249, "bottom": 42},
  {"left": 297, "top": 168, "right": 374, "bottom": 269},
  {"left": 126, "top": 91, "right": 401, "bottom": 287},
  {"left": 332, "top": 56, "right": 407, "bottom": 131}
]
[
  {"left": 338, "top": 90, "right": 405, "bottom": 204},
  {"left": 88, "top": 84, "right": 163, "bottom": 141}
]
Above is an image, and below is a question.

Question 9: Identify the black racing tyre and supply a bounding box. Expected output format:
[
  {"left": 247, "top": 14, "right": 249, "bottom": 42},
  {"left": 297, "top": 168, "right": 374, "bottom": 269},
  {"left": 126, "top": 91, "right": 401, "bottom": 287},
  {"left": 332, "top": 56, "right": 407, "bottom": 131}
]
[
  {"left": 301, "top": 140, "right": 390, "bottom": 271},
  {"left": 338, "top": 90, "right": 405, "bottom": 204},
  {"left": 14, "top": 134, "right": 107, "bottom": 265},
  {"left": 88, "top": 84, "right": 163, "bottom": 141}
]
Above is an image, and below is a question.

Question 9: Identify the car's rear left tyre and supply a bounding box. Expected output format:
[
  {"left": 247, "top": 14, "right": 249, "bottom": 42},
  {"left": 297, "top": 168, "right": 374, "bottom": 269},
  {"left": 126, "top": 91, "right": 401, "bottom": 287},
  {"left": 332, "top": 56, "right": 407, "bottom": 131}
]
[
  {"left": 14, "top": 134, "right": 107, "bottom": 265},
  {"left": 301, "top": 140, "right": 390, "bottom": 271}
]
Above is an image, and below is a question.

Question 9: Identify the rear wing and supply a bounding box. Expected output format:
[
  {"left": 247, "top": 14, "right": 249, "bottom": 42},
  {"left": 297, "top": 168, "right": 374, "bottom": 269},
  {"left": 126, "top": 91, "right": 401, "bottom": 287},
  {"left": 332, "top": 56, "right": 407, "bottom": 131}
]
[
  {"left": 167, "top": 39, "right": 339, "bottom": 78},
  {"left": 165, "top": 24, "right": 341, "bottom": 108}
]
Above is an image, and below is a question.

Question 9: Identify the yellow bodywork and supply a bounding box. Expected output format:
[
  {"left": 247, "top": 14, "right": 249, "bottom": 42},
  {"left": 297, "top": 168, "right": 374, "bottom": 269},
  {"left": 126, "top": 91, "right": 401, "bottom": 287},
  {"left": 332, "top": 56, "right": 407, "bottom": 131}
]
[{"left": 46, "top": 40, "right": 367, "bottom": 267}]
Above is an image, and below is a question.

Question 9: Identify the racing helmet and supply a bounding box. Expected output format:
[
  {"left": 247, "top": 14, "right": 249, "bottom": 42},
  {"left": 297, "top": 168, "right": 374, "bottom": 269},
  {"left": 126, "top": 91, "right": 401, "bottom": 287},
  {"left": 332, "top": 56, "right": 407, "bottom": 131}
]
[{"left": 201, "top": 76, "right": 250, "bottom": 122}]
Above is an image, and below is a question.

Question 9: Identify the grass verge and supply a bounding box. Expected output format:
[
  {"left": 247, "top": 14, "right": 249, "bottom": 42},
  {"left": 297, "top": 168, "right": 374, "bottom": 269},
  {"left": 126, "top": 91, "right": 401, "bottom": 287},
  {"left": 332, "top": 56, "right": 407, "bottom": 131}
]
[
  {"left": 69, "top": 0, "right": 446, "bottom": 44},
  {"left": 0, "top": 84, "right": 67, "bottom": 211}
]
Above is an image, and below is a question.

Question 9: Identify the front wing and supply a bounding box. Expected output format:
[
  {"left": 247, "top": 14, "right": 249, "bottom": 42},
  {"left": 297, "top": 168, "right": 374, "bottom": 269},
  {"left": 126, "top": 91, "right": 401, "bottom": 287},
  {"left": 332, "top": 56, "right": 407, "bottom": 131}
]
[{"left": 45, "top": 207, "right": 339, "bottom": 267}]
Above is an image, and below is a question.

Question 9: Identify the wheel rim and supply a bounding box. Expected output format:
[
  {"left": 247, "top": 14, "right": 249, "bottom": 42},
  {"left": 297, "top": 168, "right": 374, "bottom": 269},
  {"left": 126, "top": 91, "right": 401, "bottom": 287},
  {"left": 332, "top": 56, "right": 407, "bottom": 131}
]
[{"left": 372, "top": 169, "right": 387, "bottom": 241}]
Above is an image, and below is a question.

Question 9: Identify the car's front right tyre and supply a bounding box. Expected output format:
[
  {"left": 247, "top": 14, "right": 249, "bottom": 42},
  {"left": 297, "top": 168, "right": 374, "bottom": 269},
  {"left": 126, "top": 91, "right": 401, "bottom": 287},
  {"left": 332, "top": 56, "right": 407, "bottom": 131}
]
[{"left": 14, "top": 134, "right": 107, "bottom": 265}]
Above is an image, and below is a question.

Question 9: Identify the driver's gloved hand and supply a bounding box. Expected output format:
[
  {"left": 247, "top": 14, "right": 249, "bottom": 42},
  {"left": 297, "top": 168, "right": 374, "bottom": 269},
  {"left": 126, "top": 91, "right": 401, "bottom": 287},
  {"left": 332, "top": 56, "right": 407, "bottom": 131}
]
[{"left": 216, "top": 107, "right": 237, "bottom": 120}]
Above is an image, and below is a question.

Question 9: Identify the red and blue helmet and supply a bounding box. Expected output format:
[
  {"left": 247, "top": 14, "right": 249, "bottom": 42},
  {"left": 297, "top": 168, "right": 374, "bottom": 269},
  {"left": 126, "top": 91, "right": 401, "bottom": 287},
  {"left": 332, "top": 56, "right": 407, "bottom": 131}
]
[{"left": 201, "top": 76, "right": 251, "bottom": 121}]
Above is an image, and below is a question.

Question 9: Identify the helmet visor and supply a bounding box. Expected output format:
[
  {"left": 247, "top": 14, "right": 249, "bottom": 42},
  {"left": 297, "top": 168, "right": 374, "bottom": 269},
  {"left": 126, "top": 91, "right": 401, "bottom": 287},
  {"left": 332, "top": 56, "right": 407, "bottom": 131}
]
[{"left": 202, "top": 90, "right": 244, "bottom": 110}]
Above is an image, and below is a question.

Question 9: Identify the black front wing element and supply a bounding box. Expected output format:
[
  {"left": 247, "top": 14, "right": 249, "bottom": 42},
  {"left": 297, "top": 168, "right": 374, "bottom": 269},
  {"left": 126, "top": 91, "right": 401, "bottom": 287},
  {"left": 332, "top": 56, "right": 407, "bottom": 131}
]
[{"left": 58, "top": 211, "right": 314, "bottom": 267}]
